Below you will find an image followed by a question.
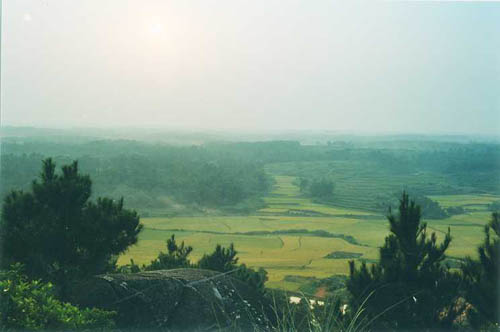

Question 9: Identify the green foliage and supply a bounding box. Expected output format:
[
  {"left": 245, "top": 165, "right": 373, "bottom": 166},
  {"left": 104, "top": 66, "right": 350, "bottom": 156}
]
[
  {"left": 136, "top": 237, "right": 269, "bottom": 295},
  {"left": 3, "top": 139, "right": 499, "bottom": 216},
  {"left": 310, "top": 179, "right": 335, "bottom": 202},
  {"left": 377, "top": 192, "right": 450, "bottom": 219},
  {"left": 143, "top": 234, "right": 193, "bottom": 271},
  {"left": 445, "top": 205, "right": 466, "bottom": 216},
  {"left": 461, "top": 212, "right": 500, "bottom": 328},
  {"left": 299, "top": 178, "right": 335, "bottom": 202},
  {"left": 0, "top": 158, "right": 143, "bottom": 296},
  {"left": 233, "top": 264, "right": 268, "bottom": 296},
  {"left": 324, "top": 251, "right": 362, "bottom": 259},
  {"left": 0, "top": 264, "right": 115, "bottom": 330},
  {"left": 488, "top": 200, "right": 500, "bottom": 212},
  {"left": 198, "top": 243, "right": 238, "bottom": 272},
  {"left": 299, "top": 178, "right": 310, "bottom": 193},
  {"left": 268, "top": 291, "right": 361, "bottom": 332},
  {"left": 404, "top": 194, "right": 448, "bottom": 219},
  {"left": 197, "top": 243, "right": 268, "bottom": 295},
  {"left": 267, "top": 143, "right": 500, "bottom": 213},
  {"left": 0, "top": 143, "right": 273, "bottom": 214},
  {"left": 346, "top": 192, "right": 462, "bottom": 330},
  {"left": 114, "top": 259, "right": 142, "bottom": 274},
  {"left": 282, "top": 275, "right": 348, "bottom": 296}
]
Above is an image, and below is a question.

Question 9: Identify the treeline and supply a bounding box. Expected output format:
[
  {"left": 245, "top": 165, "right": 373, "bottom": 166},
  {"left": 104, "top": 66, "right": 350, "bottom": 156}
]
[
  {"left": 2, "top": 138, "right": 499, "bottom": 214},
  {"left": 375, "top": 192, "right": 464, "bottom": 219},
  {"left": 298, "top": 177, "right": 335, "bottom": 203},
  {"left": 5, "top": 138, "right": 499, "bottom": 177},
  {"left": 1, "top": 141, "right": 273, "bottom": 214}
]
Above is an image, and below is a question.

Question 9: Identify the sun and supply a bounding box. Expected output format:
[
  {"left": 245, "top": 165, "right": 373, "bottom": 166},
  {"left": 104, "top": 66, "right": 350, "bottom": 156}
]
[{"left": 149, "top": 22, "right": 164, "bottom": 34}]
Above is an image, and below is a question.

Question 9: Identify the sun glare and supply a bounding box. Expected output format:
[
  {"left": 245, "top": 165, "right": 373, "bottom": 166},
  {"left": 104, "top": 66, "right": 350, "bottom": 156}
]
[{"left": 149, "top": 22, "right": 164, "bottom": 34}]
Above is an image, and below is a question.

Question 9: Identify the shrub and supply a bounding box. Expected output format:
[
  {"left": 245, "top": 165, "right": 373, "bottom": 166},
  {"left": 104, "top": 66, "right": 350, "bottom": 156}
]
[
  {"left": 488, "top": 200, "right": 500, "bottom": 212},
  {"left": 198, "top": 243, "right": 268, "bottom": 296},
  {"left": 143, "top": 234, "right": 193, "bottom": 271},
  {"left": 198, "top": 243, "right": 238, "bottom": 272},
  {"left": 0, "top": 264, "right": 115, "bottom": 330}
]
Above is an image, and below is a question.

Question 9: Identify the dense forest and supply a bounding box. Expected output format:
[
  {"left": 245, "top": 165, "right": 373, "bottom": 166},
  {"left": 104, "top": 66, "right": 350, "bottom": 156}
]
[
  {"left": 1, "top": 140, "right": 273, "bottom": 215},
  {"left": 2, "top": 135, "right": 499, "bottom": 217}
]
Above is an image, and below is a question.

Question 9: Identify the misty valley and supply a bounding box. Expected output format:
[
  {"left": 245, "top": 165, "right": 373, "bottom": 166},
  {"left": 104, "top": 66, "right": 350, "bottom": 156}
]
[
  {"left": 3, "top": 0, "right": 500, "bottom": 329},
  {"left": 1, "top": 128, "right": 499, "bottom": 330}
]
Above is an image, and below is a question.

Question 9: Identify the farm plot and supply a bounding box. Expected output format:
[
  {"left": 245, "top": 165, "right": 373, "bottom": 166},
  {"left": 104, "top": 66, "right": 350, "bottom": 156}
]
[{"left": 119, "top": 175, "right": 498, "bottom": 292}]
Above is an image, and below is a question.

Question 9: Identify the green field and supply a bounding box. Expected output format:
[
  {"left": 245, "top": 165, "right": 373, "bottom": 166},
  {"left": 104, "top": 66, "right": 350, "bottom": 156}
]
[
  {"left": 265, "top": 160, "right": 496, "bottom": 212},
  {"left": 119, "top": 172, "right": 497, "bottom": 293}
]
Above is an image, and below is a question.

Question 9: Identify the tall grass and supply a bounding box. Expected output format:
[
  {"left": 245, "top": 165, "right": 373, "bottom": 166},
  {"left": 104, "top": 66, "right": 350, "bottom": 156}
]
[{"left": 267, "top": 292, "right": 372, "bottom": 332}]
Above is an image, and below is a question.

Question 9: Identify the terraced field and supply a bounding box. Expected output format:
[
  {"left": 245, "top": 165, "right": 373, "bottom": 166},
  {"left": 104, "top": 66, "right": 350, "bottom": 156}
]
[
  {"left": 119, "top": 175, "right": 499, "bottom": 293},
  {"left": 265, "top": 161, "right": 490, "bottom": 212}
]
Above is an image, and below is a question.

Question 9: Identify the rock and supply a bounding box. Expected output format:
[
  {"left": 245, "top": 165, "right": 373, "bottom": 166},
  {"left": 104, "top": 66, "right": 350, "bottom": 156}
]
[{"left": 69, "top": 269, "right": 270, "bottom": 331}]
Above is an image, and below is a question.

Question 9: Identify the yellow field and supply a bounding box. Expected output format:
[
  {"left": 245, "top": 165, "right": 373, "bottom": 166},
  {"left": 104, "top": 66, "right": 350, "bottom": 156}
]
[{"left": 119, "top": 175, "right": 497, "bottom": 291}]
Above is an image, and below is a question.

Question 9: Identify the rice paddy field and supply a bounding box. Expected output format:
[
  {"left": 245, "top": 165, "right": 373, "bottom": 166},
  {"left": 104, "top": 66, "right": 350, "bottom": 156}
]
[{"left": 119, "top": 169, "right": 499, "bottom": 293}]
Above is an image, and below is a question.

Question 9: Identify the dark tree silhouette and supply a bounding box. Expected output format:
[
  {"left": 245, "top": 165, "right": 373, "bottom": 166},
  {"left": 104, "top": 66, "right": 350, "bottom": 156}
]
[
  {"left": 461, "top": 212, "right": 500, "bottom": 328},
  {"left": 0, "top": 158, "right": 143, "bottom": 296},
  {"left": 346, "top": 192, "right": 462, "bottom": 330},
  {"left": 198, "top": 243, "right": 268, "bottom": 295},
  {"left": 198, "top": 243, "right": 238, "bottom": 272},
  {"left": 143, "top": 234, "right": 193, "bottom": 270}
]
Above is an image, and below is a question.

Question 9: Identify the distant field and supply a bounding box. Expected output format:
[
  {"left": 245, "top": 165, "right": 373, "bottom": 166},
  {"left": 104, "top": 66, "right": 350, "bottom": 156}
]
[
  {"left": 265, "top": 161, "right": 495, "bottom": 212},
  {"left": 429, "top": 194, "right": 499, "bottom": 208},
  {"left": 119, "top": 174, "right": 497, "bottom": 293}
]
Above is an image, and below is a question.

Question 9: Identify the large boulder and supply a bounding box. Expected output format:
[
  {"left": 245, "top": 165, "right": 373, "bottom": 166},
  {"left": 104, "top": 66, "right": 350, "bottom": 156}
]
[{"left": 69, "top": 269, "right": 270, "bottom": 331}]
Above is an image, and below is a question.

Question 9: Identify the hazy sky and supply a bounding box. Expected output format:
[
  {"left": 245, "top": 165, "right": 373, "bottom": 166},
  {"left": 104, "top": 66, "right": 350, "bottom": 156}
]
[{"left": 1, "top": 1, "right": 499, "bottom": 134}]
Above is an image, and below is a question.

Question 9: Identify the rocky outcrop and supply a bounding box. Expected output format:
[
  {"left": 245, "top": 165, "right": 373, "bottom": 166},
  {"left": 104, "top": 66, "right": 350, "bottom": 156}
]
[{"left": 69, "top": 269, "right": 270, "bottom": 331}]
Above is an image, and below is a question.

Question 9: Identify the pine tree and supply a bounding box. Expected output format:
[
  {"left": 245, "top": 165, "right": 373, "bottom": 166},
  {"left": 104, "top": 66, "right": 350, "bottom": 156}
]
[
  {"left": 461, "top": 212, "right": 499, "bottom": 328},
  {"left": 197, "top": 243, "right": 268, "bottom": 295},
  {"left": 143, "top": 234, "right": 193, "bottom": 270},
  {"left": 346, "top": 192, "right": 462, "bottom": 330},
  {"left": 198, "top": 243, "right": 238, "bottom": 272},
  {"left": 0, "top": 158, "right": 143, "bottom": 296}
]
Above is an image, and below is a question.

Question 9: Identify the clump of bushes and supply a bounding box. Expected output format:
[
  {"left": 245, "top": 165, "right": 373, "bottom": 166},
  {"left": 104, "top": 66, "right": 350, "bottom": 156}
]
[
  {"left": 299, "top": 178, "right": 335, "bottom": 203},
  {"left": 0, "top": 264, "right": 115, "bottom": 330},
  {"left": 120, "top": 235, "right": 268, "bottom": 296},
  {"left": 445, "top": 205, "right": 465, "bottom": 216},
  {"left": 144, "top": 234, "right": 193, "bottom": 271},
  {"left": 198, "top": 243, "right": 268, "bottom": 296},
  {"left": 377, "top": 191, "right": 453, "bottom": 219},
  {"left": 324, "top": 251, "right": 363, "bottom": 259},
  {"left": 488, "top": 200, "right": 500, "bottom": 212}
]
